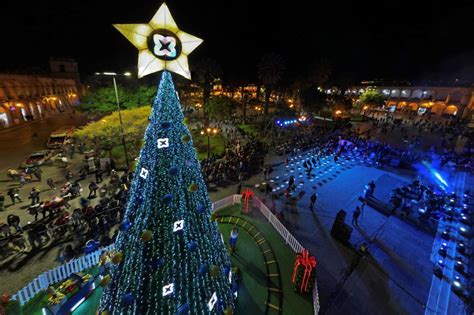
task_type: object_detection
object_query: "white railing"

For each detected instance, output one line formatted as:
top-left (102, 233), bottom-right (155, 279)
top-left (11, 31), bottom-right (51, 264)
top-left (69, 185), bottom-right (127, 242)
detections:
top-left (230, 194), bottom-right (320, 314)
top-left (252, 197), bottom-right (305, 253)
top-left (12, 244), bottom-right (114, 306)
top-left (211, 195), bottom-right (238, 212)
top-left (12, 194), bottom-right (320, 314)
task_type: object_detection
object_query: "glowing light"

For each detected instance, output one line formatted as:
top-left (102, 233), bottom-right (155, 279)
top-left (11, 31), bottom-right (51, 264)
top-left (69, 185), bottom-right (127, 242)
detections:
top-left (452, 280), bottom-right (462, 288)
top-left (113, 3), bottom-right (203, 79)
top-left (335, 110), bottom-right (342, 115)
top-left (208, 292), bottom-right (217, 311)
top-left (363, 105), bottom-right (369, 110)
top-left (139, 168), bottom-right (149, 179)
top-left (173, 220), bottom-right (184, 232)
top-left (157, 138), bottom-right (169, 148)
top-left (162, 283), bottom-right (174, 296)
top-left (71, 297), bottom-right (86, 312)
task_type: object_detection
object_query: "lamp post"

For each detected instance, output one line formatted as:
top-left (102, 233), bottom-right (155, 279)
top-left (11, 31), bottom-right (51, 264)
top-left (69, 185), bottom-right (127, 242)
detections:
top-left (200, 127), bottom-right (218, 158)
top-left (195, 102), bottom-right (202, 117)
top-left (94, 71), bottom-right (132, 170)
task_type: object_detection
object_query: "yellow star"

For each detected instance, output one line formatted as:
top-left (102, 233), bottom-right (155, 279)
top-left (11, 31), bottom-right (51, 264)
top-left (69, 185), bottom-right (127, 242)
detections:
top-left (113, 3), bottom-right (203, 79)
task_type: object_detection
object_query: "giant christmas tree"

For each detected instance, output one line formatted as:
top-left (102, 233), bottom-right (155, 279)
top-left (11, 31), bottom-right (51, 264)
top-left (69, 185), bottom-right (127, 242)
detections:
top-left (99, 3), bottom-right (234, 314)
top-left (99, 71), bottom-right (235, 314)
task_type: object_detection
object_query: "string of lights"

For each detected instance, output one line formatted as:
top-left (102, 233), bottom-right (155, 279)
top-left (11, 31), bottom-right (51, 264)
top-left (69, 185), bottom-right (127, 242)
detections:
top-left (99, 71), bottom-right (234, 314)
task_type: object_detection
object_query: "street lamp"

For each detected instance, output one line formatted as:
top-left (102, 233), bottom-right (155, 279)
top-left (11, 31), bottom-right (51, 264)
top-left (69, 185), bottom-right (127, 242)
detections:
top-left (195, 102), bottom-right (202, 117)
top-left (200, 127), bottom-right (218, 158)
top-left (95, 71), bottom-right (132, 169)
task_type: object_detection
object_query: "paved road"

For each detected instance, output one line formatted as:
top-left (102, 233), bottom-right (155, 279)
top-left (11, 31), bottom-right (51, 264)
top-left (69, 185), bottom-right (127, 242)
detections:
top-left (0, 111), bottom-right (89, 173)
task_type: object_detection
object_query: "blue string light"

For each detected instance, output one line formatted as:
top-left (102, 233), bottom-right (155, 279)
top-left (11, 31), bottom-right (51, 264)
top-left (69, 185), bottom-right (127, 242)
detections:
top-left (99, 71), bottom-right (234, 314)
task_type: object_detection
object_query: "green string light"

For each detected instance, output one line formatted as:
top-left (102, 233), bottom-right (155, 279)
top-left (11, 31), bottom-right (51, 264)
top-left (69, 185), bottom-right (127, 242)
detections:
top-left (99, 71), bottom-right (234, 314)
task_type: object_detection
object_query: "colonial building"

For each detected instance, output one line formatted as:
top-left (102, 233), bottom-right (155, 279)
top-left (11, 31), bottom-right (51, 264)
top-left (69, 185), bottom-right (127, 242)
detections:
top-left (0, 58), bottom-right (82, 129)
top-left (345, 85), bottom-right (474, 120)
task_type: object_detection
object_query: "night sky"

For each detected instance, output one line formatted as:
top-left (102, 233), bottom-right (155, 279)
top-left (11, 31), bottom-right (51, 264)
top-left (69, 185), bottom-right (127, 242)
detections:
top-left (1, 0), bottom-right (473, 85)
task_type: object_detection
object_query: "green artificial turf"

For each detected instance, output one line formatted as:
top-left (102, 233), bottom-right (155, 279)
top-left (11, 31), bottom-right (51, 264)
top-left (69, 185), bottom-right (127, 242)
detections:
top-left (19, 267), bottom-right (101, 315)
top-left (71, 283), bottom-right (104, 315)
top-left (17, 206), bottom-right (313, 315)
top-left (215, 205), bottom-right (313, 315)
top-left (219, 224), bottom-right (267, 315)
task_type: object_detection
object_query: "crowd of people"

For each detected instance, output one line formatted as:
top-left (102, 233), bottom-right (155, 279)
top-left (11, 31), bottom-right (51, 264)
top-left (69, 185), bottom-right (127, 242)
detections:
top-left (0, 158), bottom-right (128, 262)
top-left (201, 133), bottom-right (267, 187)
top-left (389, 177), bottom-right (471, 230)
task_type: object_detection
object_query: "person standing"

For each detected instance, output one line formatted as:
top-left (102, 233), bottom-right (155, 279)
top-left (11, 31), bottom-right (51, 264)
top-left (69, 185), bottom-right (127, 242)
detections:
top-left (29, 187), bottom-right (40, 205)
top-left (7, 214), bottom-right (22, 233)
top-left (288, 175), bottom-right (295, 191)
top-left (7, 188), bottom-right (22, 204)
top-left (236, 182), bottom-right (242, 195)
top-left (47, 177), bottom-right (55, 189)
top-left (95, 169), bottom-right (103, 183)
top-left (368, 180), bottom-right (376, 194)
top-left (352, 206), bottom-right (361, 225)
top-left (88, 181), bottom-right (98, 198)
top-left (0, 192), bottom-right (5, 211)
top-left (309, 192), bottom-right (318, 211)
top-left (229, 227), bottom-right (239, 254)
top-left (33, 167), bottom-right (43, 182)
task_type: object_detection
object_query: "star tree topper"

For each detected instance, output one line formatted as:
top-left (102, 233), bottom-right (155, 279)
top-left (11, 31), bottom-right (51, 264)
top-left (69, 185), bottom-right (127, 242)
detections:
top-left (114, 3), bottom-right (203, 79)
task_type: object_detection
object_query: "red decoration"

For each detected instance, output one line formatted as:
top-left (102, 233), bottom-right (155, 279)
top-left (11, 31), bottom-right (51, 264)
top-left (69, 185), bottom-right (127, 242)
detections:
top-left (1, 293), bottom-right (11, 305)
top-left (241, 189), bottom-right (254, 213)
top-left (291, 249), bottom-right (316, 294)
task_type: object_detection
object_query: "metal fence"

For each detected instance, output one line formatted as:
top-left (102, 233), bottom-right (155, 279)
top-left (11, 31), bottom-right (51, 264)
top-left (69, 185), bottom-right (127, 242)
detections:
top-left (12, 194), bottom-right (320, 314)
top-left (13, 244), bottom-right (114, 306)
top-left (248, 196), bottom-right (320, 314)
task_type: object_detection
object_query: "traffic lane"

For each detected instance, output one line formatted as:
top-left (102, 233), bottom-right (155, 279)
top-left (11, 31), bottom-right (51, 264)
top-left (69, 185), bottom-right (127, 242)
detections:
top-left (0, 112), bottom-right (89, 172)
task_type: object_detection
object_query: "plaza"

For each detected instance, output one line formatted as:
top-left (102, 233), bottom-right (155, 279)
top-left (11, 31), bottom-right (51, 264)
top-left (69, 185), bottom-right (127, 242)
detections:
top-left (0, 1), bottom-right (473, 315)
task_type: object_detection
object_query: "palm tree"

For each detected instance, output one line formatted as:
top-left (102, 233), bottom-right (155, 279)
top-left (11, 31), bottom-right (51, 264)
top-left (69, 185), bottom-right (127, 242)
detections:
top-left (192, 58), bottom-right (222, 118)
top-left (257, 52), bottom-right (286, 118)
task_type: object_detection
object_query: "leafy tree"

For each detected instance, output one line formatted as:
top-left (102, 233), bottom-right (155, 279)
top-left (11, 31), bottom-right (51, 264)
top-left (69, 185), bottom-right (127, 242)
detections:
top-left (75, 106), bottom-right (151, 158)
top-left (99, 71), bottom-right (234, 314)
top-left (359, 90), bottom-right (386, 108)
top-left (193, 58), bottom-right (222, 116)
top-left (274, 100), bottom-right (297, 117)
top-left (328, 94), bottom-right (353, 111)
top-left (78, 85), bottom-right (155, 114)
top-left (206, 96), bottom-right (237, 121)
top-left (257, 52), bottom-right (286, 117)
top-left (300, 89), bottom-right (328, 114)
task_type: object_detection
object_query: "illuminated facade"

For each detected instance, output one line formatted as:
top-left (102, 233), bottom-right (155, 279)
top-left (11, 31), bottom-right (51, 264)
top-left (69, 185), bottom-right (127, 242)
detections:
top-left (346, 85), bottom-right (474, 119)
top-left (211, 82), bottom-right (258, 99)
top-left (0, 74), bottom-right (79, 128)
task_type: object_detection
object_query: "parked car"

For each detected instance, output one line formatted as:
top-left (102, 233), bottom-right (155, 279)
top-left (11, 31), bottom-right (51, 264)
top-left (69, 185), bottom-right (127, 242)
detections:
top-left (20, 150), bottom-right (53, 168)
top-left (47, 126), bottom-right (75, 149)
